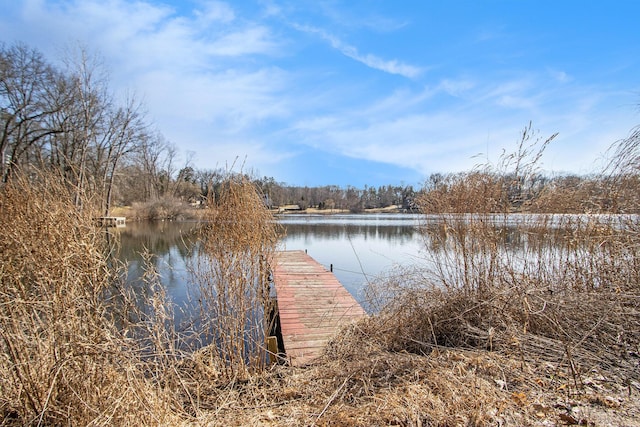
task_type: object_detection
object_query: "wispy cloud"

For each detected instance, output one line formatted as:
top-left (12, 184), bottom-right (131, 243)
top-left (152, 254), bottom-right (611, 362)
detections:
top-left (288, 71), bottom-right (637, 176)
top-left (2, 0), bottom-right (292, 166)
top-left (193, 1), bottom-right (236, 23)
top-left (206, 26), bottom-right (280, 56)
top-left (315, 2), bottom-right (408, 33)
top-left (293, 24), bottom-right (422, 78)
top-left (438, 79), bottom-right (476, 97)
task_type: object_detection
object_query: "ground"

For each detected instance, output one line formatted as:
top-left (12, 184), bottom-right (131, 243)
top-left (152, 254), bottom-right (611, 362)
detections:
top-left (190, 328), bottom-right (640, 426)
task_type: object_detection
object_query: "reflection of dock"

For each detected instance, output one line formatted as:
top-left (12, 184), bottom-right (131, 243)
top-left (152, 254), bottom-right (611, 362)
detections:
top-left (272, 250), bottom-right (366, 366)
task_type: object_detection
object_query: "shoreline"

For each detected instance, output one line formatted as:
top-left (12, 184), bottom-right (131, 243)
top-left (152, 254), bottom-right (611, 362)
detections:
top-left (272, 204), bottom-right (407, 215)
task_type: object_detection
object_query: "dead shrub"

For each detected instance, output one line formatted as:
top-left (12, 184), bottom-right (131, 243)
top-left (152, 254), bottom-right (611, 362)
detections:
top-left (0, 171), bottom-right (286, 425)
top-left (346, 126), bottom-right (640, 424)
top-left (365, 124), bottom-right (640, 391)
top-left (130, 197), bottom-right (194, 220)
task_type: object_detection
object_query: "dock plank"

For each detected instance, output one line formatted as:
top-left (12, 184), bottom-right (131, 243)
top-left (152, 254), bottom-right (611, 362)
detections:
top-left (272, 250), bottom-right (366, 366)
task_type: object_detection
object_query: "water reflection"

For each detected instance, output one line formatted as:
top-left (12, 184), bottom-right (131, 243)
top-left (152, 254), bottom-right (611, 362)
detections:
top-left (282, 222), bottom-right (418, 243)
top-left (116, 215), bottom-right (426, 314)
top-left (117, 221), bottom-right (201, 315)
top-left (278, 214), bottom-right (425, 303)
top-left (115, 214), bottom-right (638, 318)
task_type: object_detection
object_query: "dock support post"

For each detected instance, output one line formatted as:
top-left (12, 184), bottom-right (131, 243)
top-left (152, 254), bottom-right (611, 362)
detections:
top-left (267, 336), bottom-right (279, 365)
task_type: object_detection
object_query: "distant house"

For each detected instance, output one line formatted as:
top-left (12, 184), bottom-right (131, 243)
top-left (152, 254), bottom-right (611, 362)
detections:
top-left (278, 204), bottom-right (302, 213)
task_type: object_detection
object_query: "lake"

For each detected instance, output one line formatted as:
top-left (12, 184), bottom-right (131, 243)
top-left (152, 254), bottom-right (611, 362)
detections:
top-left (117, 214), bottom-right (425, 315)
top-left (116, 212), bottom-right (638, 321)
top-left (277, 214), bottom-right (425, 301)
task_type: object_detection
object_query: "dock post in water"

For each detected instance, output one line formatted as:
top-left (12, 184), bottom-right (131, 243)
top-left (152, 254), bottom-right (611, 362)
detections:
top-left (271, 250), bottom-right (366, 366)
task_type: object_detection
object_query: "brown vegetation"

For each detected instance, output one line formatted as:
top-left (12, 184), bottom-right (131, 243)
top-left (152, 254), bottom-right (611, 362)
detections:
top-left (0, 172), bottom-right (282, 425)
top-left (2, 43), bottom-right (640, 424)
top-left (362, 125), bottom-right (640, 425)
top-left (0, 173), bottom-right (182, 425)
top-left (129, 197), bottom-right (197, 221)
top-left (188, 175), bottom-right (282, 379)
top-left (3, 124), bottom-right (640, 425)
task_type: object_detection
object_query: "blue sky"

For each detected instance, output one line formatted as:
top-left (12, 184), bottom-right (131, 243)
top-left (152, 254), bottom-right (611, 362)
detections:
top-left (2, 0), bottom-right (639, 187)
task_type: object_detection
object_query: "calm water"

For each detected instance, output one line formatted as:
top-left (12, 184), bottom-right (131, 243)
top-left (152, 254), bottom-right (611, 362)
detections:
top-left (116, 213), bottom-right (637, 317)
top-left (278, 214), bottom-right (425, 300)
top-left (116, 214), bottom-right (425, 312)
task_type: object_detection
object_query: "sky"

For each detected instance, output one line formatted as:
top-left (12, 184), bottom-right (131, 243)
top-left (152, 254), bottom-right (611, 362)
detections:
top-left (1, 0), bottom-right (639, 188)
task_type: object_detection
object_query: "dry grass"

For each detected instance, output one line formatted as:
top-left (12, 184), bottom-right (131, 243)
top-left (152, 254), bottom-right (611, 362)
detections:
top-left (2, 124), bottom-right (640, 426)
top-left (163, 315), bottom-right (638, 426)
top-left (0, 172), bottom-right (282, 425)
top-left (356, 213), bottom-right (640, 425)
top-left (0, 173), bottom-right (184, 425)
top-left (130, 197), bottom-right (196, 220)
top-left (359, 129), bottom-right (640, 425)
top-left (188, 175), bottom-right (282, 379)
top-left (187, 159), bottom-right (640, 425)
top-left (367, 215), bottom-right (640, 370)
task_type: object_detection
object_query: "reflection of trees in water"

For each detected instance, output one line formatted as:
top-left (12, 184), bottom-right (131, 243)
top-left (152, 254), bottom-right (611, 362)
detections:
top-left (118, 221), bottom-right (201, 261)
top-left (419, 224), bottom-right (531, 252)
top-left (418, 219), bottom-right (596, 255)
top-left (116, 222), bottom-right (201, 307)
top-left (283, 223), bottom-right (417, 245)
top-left (118, 218), bottom-right (581, 269)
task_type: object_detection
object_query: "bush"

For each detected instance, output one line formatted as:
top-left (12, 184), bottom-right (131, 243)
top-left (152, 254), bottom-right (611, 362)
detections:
top-left (189, 175), bottom-right (282, 379)
top-left (130, 197), bottom-right (194, 220)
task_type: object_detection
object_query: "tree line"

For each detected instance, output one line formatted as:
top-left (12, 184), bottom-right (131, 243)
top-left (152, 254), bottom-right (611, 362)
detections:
top-left (2, 41), bottom-right (638, 216)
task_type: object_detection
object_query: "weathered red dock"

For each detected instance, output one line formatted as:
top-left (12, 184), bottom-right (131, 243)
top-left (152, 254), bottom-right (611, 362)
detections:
top-left (272, 250), bottom-right (366, 366)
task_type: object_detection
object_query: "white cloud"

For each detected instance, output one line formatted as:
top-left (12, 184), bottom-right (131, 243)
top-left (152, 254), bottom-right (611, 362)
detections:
top-left (2, 0), bottom-right (302, 185)
top-left (294, 24), bottom-right (422, 78)
top-left (7, 1), bottom-right (280, 71)
top-left (206, 26), bottom-right (279, 56)
top-left (194, 1), bottom-right (236, 23)
top-left (353, 52), bottom-right (422, 79)
top-left (3, 0), bottom-right (637, 185)
top-left (139, 67), bottom-right (289, 127)
top-left (438, 79), bottom-right (476, 97)
top-left (288, 71), bottom-right (638, 177)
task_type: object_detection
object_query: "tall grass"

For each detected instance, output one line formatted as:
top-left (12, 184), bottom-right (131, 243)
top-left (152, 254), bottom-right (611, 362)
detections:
top-left (366, 126), bottom-right (640, 390)
top-left (189, 175), bottom-right (282, 379)
top-left (0, 173), bottom-right (185, 425)
top-left (2, 123), bottom-right (638, 424)
top-left (0, 171), bottom-right (281, 425)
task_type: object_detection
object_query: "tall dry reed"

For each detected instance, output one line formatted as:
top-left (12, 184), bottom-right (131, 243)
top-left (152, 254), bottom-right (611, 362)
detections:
top-left (0, 173), bottom-right (185, 425)
top-left (0, 170), bottom-right (283, 425)
top-left (188, 175), bottom-right (281, 380)
top-left (366, 125), bottom-right (640, 389)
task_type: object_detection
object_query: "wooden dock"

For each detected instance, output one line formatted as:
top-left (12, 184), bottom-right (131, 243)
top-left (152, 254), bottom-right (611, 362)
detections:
top-left (272, 250), bottom-right (366, 366)
top-left (96, 216), bottom-right (126, 227)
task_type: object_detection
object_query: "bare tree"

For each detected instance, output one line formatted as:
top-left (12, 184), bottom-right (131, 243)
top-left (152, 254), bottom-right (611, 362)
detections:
top-left (97, 95), bottom-right (147, 216)
top-left (0, 43), bottom-right (65, 182)
top-left (1, 42), bottom-right (152, 214)
top-left (131, 133), bottom-right (180, 201)
top-left (60, 46), bottom-right (113, 209)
